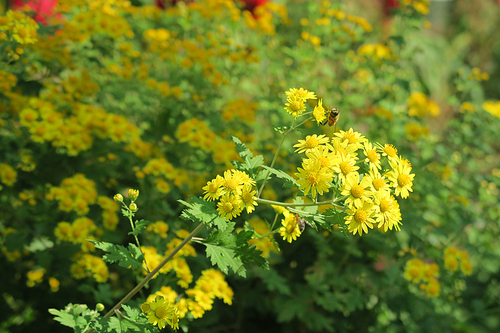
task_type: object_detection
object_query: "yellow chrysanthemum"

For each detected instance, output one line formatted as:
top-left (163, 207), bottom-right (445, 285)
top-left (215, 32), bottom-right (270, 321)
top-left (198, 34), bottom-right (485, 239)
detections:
top-left (332, 152), bottom-right (359, 183)
top-left (372, 191), bottom-right (402, 231)
top-left (333, 128), bottom-right (367, 150)
top-left (387, 160), bottom-right (415, 199)
top-left (305, 145), bottom-right (338, 170)
top-left (340, 172), bottom-right (373, 208)
top-left (294, 134), bottom-right (331, 154)
top-left (285, 87), bottom-right (317, 101)
top-left (313, 99), bottom-right (327, 124)
top-left (363, 141), bottom-right (381, 171)
top-left (284, 94), bottom-right (306, 118)
top-left (344, 199), bottom-right (376, 236)
top-left (241, 184), bottom-right (258, 214)
top-left (295, 160), bottom-right (333, 198)
top-left (217, 193), bottom-right (244, 221)
top-left (278, 210), bottom-right (301, 243)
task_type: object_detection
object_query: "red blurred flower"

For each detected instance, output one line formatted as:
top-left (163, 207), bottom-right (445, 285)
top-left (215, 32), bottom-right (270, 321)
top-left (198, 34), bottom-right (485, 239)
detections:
top-left (383, 0), bottom-right (399, 16)
top-left (11, 0), bottom-right (59, 25)
top-left (241, 0), bottom-right (268, 13)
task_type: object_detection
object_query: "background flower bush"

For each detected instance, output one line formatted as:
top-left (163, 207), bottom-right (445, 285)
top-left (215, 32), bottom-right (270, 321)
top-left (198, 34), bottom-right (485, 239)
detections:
top-left (1, 0), bottom-right (499, 332)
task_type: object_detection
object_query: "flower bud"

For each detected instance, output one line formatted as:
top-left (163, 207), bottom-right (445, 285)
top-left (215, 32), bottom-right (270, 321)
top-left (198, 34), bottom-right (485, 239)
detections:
top-left (96, 303), bottom-right (105, 312)
top-left (128, 189), bottom-right (139, 201)
top-left (113, 193), bottom-right (124, 202)
top-left (129, 202), bottom-right (138, 212)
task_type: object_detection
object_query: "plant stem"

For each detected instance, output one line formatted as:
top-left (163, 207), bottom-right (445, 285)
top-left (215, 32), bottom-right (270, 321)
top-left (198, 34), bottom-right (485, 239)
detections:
top-left (128, 214), bottom-right (150, 272)
top-left (256, 198), bottom-right (344, 209)
top-left (257, 125), bottom-right (293, 198)
top-left (84, 222), bottom-right (205, 333)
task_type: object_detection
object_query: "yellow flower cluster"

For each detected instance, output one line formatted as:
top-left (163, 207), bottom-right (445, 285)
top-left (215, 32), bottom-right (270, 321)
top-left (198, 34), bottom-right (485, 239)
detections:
top-left (248, 2), bottom-right (288, 36)
top-left (0, 163), bottom-right (17, 186)
top-left (97, 196), bottom-right (120, 230)
top-left (221, 99), bottom-right (258, 124)
top-left (54, 217), bottom-right (99, 252)
top-left (144, 269), bottom-right (233, 322)
top-left (407, 91), bottom-right (441, 117)
top-left (403, 258), bottom-right (440, 297)
top-left (467, 67), bottom-right (490, 81)
top-left (202, 169), bottom-right (257, 221)
top-left (176, 118), bottom-right (240, 166)
top-left (247, 217), bottom-right (279, 257)
top-left (70, 253), bottom-right (109, 283)
top-left (357, 44), bottom-right (392, 61)
top-left (46, 174), bottom-right (98, 215)
top-left (26, 268), bottom-right (45, 287)
top-left (0, 10), bottom-right (39, 45)
top-left (293, 130), bottom-right (414, 236)
top-left (404, 122), bottom-right (429, 141)
top-left (0, 70), bottom-right (17, 92)
top-left (284, 87), bottom-right (317, 118)
top-left (141, 233), bottom-right (196, 287)
top-left (277, 208), bottom-right (302, 243)
top-left (443, 247), bottom-right (472, 275)
top-left (401, 0), bottom-right (430, 15)
top-left (62, 0), bottom-right (134, 40)
top-left (483, 101), bottom-right (500, 118)
top-left (146, 221), bottom-right (169, 239)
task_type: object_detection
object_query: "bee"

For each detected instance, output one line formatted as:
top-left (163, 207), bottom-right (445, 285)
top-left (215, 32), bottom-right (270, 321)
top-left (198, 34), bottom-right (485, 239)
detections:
top-left (295, 214), bottom-right (312, 233)
top-left (320, 107), bottom-right (340, 127)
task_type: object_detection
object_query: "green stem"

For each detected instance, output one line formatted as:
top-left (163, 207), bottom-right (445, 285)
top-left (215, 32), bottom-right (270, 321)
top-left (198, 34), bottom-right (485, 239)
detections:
top-left (257, 122), bottom-right (295, 198)
top-left (127, 214), bottom-right (149, 272)
top-left (256, 198), bottom-right (344, 209)
top-left (84, 222), bottom-right (205, 333)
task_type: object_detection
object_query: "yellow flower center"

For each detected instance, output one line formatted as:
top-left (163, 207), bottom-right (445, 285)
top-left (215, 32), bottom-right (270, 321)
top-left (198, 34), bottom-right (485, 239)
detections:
top-left (398, 174), bottom-right (410, 187)
top-left (351, 185), bottom-right (364, 198)
top-left (411, 267), bottom-right (419, 278)
top-left (306, 171), bottom-right (319, 185)
top-left (242, 192), bottom-right (253, 203)
top-left (208, 182), bottom-right (218, 193)
top-left (225, 179), bottom-right (237, 190)
top-left (367, 150), bottom-right (379, 163)
top-left (291, 100), bottom-right (301, 111)
top-left (318, 156), bottom-right (329, 168)
top-left (373, 178), bottom-right (385, 190)
top-left (380, 199), bottom-right (391, 212)
top-left (305, 136), bottom-right (318, 149)
top-left (155, 306), bottom-right (167, 319)
top-left (354, 210), bottom-right (367, 223)
top-left (384, 145), bottom-right (397, 157)
top-left (223, 202), bottom-right (234, 213)
top-left (286, 220), bottom-right (296, 234)
top-left (339, 161), bottom-right (352, 175)
top-left (343, 132), bottom-right (356, 144)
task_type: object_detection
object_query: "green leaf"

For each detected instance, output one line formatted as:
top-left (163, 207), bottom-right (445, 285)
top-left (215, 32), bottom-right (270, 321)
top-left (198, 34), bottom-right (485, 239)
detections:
top-left (231, 136), bottom-right (264, 177)
top-left (260, 165), bottom-right (298, 188)
top-left (179, 195), bottom-right (227, 230)
top-left (258, 269), bottom-right (291, 295)
top-left (89, 241), bottom-right (144, 270)
top-left (235, 229), bottom-right (269, 270)
top-left (128, 219), bottom-right (150, 237)
top-left (48, 309), bottom-right (77, 329)
top-left (204, 242), bottom-right (244, 276)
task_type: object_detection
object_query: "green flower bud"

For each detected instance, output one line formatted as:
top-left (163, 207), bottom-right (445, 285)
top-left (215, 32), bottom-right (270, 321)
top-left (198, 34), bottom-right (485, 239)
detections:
top-left (113, 193), bottom-right (124, 202)
top-left (96, 303), bottom-right (105, 312)
top-left (128, 189), bottom-right (139, 201)
top-left (129, 202), bottom-right (138, 212)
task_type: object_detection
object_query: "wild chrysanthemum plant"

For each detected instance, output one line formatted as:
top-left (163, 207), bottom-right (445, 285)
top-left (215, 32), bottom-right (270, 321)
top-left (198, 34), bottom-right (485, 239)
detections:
top-left (50, 87), bottom-right (414, 332)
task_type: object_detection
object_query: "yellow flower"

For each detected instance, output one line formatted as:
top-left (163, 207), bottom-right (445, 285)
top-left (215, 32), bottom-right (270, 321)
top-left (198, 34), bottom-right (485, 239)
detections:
top-left (332, 153), bottom-right (359, 183)
top-left (313, 99), bottom-right (327, 125)
top-left (295, 160), bottom-right (333, 198)
top-left (387, 160), bottom-right (415, 199)
top-left (333, 128), bottom-right (367, 150)
top-left (305, 145), bottom-right (338, 170)
top-left (285, 87), bottom-right (317, 101)
top-left (278, 210), bottom-right (301, 243)
top-left (217, 193), bottom-right (244, 220)
top-left (294, 134), bottom-right (331, 154)
top-left (372, 191), bottom-right (402, 231)
top-left (363, 141), bottom-right (381, 171)
top-left (241, 184), bottom-right (258, 214)
top-left (284, 94), bottom-right (306, 118)
top-left (340, 172), bottom-right (373, 208)
top-left (344, 199), bottom-right (376, 236)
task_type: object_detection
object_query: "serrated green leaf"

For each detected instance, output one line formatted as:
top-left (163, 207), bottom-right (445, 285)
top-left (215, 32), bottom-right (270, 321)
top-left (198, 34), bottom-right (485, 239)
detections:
top-left (179, 195), bottom-right (227, 230)
top-left (48, 309), bottom-right (77, 329)
top-left (204, 243), bottom-right (245, 276)
top-left (235, 229), bottom-right (269, 270)
top-left (129, 219), bottom-right (150, 237)
top-left (89, 241), bottom-right (144, 270)
top-left (261, 165), bottom-right (298, 188)
top-left (231, 136), bottom-right (264, 177)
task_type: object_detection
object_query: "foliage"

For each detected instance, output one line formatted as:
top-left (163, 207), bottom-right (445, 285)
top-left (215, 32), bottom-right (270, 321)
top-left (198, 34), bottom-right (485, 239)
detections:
top-left (1, 0), bottom-right (500, 332)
